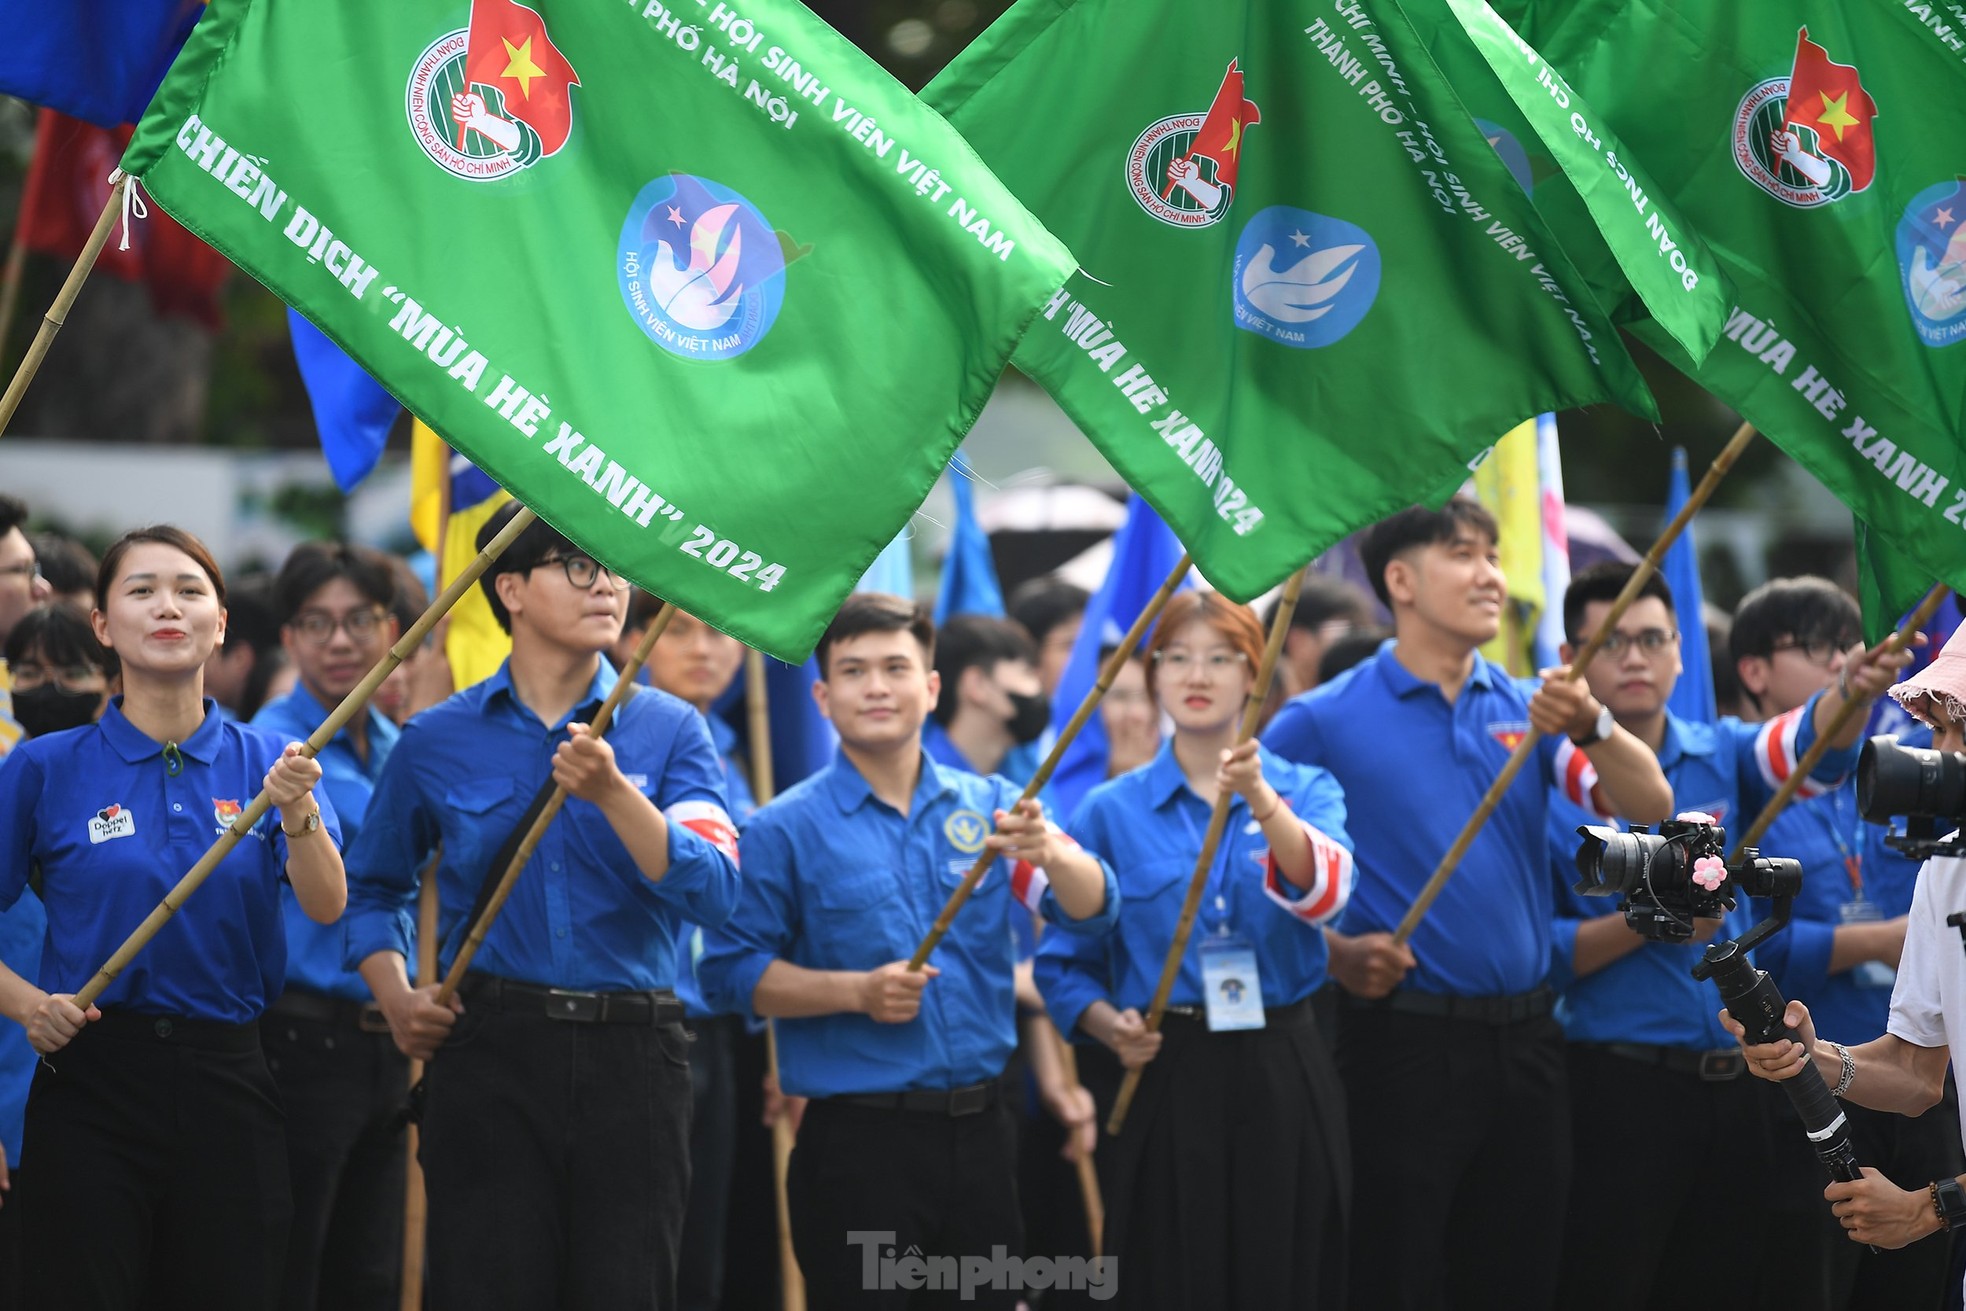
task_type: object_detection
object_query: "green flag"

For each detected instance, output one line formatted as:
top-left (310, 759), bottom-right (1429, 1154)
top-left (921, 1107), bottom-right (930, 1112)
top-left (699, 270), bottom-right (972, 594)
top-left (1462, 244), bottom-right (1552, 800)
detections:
top-left (1497, 2), bottom-right (1966, 640)
top-left (924, 0), bottom-right (1658, 602)
top-left (122, 0), bottom-right (1074, 660)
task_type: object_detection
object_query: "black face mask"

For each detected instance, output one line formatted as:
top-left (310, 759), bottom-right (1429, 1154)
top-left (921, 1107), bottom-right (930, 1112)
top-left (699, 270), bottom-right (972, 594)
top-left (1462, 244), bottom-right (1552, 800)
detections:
top-left (12, 684), bottom-right (101, 739)
top-left (1005, 689), bottom-right (1051, 745)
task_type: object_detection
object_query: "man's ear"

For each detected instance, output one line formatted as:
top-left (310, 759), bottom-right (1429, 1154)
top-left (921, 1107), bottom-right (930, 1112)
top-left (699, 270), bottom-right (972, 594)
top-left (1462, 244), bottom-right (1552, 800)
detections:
top-left (1383, 554), bottom-right (1418, 609)
top-left (494, 571), bottom-right (527, 623)
top-left (1736, 654), bottom-right (1770, 700)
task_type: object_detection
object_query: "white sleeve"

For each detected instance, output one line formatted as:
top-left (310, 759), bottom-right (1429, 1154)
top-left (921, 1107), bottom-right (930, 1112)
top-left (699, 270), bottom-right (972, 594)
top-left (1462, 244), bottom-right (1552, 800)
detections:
top-left (1888, 857), bottom-right (1951, 1050)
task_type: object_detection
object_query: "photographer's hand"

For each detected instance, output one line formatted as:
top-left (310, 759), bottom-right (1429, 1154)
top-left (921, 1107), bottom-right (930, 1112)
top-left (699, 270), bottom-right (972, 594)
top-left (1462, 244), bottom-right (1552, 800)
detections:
top-left (1719, 998), bottom-right (1827, 1083)
top-left (1826, 1169), bottom-right (1945, 1249)
top-left (1325, 928), bottom-right (1414, 999)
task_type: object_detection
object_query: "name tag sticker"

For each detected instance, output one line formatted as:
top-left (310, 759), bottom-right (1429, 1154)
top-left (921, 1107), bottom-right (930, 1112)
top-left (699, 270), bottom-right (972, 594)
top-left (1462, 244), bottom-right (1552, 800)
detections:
top-left (1199, 935), bottom-right (1266, 1031)
top-left (88, 804), bottom-right (136, 845)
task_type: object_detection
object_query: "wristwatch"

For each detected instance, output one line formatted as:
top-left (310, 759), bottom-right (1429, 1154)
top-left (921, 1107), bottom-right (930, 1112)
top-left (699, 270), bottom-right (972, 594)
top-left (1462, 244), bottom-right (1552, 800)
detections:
top-left (1932, 1177), bottom-right (1966, 1231)
top-left (281, 807), bottom-right (322, 839)
top-left (1571, 704), bottom-right (1614, 748)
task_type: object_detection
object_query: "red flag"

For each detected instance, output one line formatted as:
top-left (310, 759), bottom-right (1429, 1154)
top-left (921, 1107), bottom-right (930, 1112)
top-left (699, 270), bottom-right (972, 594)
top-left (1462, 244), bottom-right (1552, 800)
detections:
top-left (1189, 60), bottom-right (1261, 194)
top-left (464, 0), bottom-right (581, 158)
top-left (16, 109), bottom-right (230, 328)
top-left (1784, 27), bottom-right (1877, 192)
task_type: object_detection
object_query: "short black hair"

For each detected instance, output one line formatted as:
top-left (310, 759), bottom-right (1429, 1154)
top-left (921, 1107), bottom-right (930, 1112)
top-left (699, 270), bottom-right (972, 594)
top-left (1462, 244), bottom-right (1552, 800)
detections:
top-left (1316, 629), bottom-right (1387, 684)
top-left (1562, 562), bottom-right (1675, 645)
top-left (3, 603), bottom-right (118, 682)
top-left (273, 541), bottom-right (398, 626)
top-left (932, 614), bottom-right (1037, 725)
top-left (0, 494), bottom-right (27, 541)
top-left (1729, 576), bottom-right (1859, 663)
top-left (30, 532), bottom-right (95, 598)
top-left (627, 588), bottom-right (667, 631)
top-left (1357, 498), bottom-right (1499, 608)
top-left (815, 592), bottom-right (933, 678)
top-left (385, 555), bottom-right (428, 634)
top-left (222, 573), bottom-right (285, 720)
top-left (1007, 576), bottom-right (1089, 647)
top-left (475, 502), bottom-right (584, 634)
top-left (1265, 573), bottom-right (1374, 633)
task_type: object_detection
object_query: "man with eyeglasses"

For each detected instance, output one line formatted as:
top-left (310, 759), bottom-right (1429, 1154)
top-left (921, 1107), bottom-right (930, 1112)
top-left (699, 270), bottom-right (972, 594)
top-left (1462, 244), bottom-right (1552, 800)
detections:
top-left (0, 495), bottom-right (53, 760)
top-left (1543, 563), bottom-right (1908, 1307)
top-left (251, 541), bottom-right (408, 1311)
top-left (343, 503), bottom-right (739, 1310)
top-left (1731, 576), bottom-right (1962, 1308)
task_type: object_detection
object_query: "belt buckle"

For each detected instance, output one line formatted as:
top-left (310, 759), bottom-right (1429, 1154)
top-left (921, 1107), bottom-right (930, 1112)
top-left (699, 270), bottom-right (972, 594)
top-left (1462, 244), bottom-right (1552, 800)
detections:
top-left (545, 989), bottom-right (602, 1022)
top-left (1698, 1049), bottom-right (1744, 1081)
top-left (357, 1005), bottom-right (393, 1035)
top-left (947, 1084), bottom-right (990, 1117)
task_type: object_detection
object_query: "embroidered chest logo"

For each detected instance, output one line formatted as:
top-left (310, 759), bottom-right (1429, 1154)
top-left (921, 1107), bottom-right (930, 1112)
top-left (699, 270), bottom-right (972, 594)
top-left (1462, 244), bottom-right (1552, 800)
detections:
top-left (88, 804), bottom-right (135, 845)
top-left (1488, 721), bottom-right (1530, 751)
top-left (943, 809), bottom-right (990, 855)
top-left (213, 798), bottom-right (265, 841)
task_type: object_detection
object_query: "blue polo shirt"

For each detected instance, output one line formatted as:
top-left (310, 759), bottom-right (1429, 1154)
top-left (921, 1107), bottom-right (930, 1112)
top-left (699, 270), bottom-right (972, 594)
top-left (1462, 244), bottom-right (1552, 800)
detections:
top-left (0, 889), bottom-right (43, 1167)
top-left (697, 750), bottom-right (1120, 1098)
top-left (1036, 741), bottom-right (1353, 1038)
top-left (255, 684), bottom-right (399, 1002)
top-left (675, 709), bottom-right (757, 1019)
top-left (0, 698), bottom-right (343, 1023)
top-left (1262, 642), bottom-right (1611, 997)
top-left (341, 659), bottom-right (739, 992)
top-left (1549, 698), bottom-right (1852, 1049)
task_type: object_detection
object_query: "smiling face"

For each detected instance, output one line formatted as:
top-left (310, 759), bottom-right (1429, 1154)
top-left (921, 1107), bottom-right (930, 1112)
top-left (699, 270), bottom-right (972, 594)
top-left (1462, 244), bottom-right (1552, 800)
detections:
top-left (1386, 527), bottom-right (1505, 648)
top-left (92, 541), bottom-right (227, 681)
top-left (815, 628), bottom-right (939, 753)
top-left (283, 576), bottom-right (397, 707)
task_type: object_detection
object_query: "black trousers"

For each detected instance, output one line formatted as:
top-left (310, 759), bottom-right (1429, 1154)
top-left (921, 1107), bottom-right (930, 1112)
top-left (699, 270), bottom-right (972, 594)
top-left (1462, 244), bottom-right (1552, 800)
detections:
top-left (787, 1096), bottom-right (1024, 1310)
top-left (677, 1013), bottom-right (738, 1311)
top-left (262, 999), bottom-right (410, 1311)
top-left (20, 1011), bottom-right (291, 1311)
top-left (1338, 1002), bottom-right (1570, 1311)
top-left (418, 988), bottom-right (695, 1311)
top-left (1555, 1046), bottom-right (1778, 1308)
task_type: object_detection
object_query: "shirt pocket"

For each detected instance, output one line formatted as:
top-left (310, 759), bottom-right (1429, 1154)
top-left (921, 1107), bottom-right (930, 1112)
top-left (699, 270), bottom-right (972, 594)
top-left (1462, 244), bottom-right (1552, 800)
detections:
top-left (1117, 857), bottom-right (1195, 965)
top-left (441, 779), bottom-right (522, 885)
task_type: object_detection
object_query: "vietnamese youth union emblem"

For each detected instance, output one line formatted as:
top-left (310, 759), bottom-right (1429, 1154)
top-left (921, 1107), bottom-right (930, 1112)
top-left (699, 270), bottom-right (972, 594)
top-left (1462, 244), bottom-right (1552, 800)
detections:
top-left (1732, 27), bottom-right (1876, 210)
top-left (1127, 59), bottom-right (1261, 229)
top-left (618, 174), bottom-right (787, 362)
top-left (406, 1), bottom-right (582, 182)
top-left (1230, 206), bottom-right (1379, 350)
top-left (1898, 178), bottom-right (1966, 348)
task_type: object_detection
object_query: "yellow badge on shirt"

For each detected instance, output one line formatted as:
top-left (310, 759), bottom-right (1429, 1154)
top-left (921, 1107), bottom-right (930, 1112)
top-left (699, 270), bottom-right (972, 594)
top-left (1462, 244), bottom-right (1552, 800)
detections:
top-left (943, 809), bottom-right (989, 854)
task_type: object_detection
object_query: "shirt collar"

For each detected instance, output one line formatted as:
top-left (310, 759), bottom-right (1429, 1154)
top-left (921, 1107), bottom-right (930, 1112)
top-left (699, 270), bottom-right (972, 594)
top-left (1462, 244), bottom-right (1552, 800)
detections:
top-left (1657, 709), bottom-right (1714, 768)
top-left (284, 681), bottom-right (399, 754)
top-left (705, 709), bottom-right (738, 756)
top-left (97, 695), bottom-right (227, 764)
top-left (481, 657), bottom-right (617, 729)
top-left (826, 746), bottom-right (956, 815)
top-left (1375, 640), bottom-right (1497, 700)
top-left (1143, 738), bottom-right (1191, 809)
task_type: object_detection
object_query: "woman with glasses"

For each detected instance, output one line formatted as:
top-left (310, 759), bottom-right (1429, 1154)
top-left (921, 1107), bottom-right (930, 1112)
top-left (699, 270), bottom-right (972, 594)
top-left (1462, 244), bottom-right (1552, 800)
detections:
top-left (1035, 590), bottom-right (1356, 1309)
top-left (0, 524), bottom-right (345, 1308)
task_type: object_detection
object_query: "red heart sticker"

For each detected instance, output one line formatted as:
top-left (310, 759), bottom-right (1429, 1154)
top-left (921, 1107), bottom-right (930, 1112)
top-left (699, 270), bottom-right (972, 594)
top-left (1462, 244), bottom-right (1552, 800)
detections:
top-left (103, 805), bottom-right (120, 819)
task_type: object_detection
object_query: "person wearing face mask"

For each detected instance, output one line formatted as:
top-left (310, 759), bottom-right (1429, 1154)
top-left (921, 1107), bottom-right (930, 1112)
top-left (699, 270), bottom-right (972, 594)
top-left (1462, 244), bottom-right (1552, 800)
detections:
top-left (927, 614), bottom-right (1052, 790)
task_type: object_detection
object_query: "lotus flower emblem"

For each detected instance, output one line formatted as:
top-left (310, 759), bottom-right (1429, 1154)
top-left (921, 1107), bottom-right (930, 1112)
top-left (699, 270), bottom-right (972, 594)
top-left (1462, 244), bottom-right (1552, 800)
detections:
top-left (1909, 226), bottom-right (1966, 325)
top-left (1239, 242), bottom-right (1365, 323)
top-left (650, 203), bottom-right (746, 332)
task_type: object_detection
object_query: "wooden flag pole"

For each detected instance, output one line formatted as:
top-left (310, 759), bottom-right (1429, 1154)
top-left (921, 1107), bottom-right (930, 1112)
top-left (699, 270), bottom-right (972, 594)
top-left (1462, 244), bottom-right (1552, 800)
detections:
top-left (1391, 421), bottom-right (1760, 947)
top-left (1106, 564), bottom-right (1306, 1136)
top-left (1727, 581), bottom-right (1950, 862)
top-left (0, 177), bottom-right (123, 438)
top-left (1057, 1035), bottom-right (1105, 1254)
top-left (399, 850), bottom-right (442, 1311)
top-left (433, 601), bottom-right (677, 1005)
top-left (745, 648), bottom-right (808, 1311)
top-left (73, 504), bottom-right (541, 1009)
top-left (906, 554), bottom-right (1192, 971)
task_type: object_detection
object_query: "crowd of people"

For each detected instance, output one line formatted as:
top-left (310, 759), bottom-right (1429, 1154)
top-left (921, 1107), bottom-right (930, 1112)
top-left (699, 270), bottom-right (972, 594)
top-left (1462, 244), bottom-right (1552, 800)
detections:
top-left (0, 486), bottom-right (1962, 1310)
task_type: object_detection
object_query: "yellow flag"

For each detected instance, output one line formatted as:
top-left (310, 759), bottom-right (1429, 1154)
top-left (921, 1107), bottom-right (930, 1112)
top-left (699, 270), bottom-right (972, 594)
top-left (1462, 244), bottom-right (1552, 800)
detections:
top-left (410, 420), bottom-right (511, 690)
top-left (1473, 419), bottom-right (1544, 676)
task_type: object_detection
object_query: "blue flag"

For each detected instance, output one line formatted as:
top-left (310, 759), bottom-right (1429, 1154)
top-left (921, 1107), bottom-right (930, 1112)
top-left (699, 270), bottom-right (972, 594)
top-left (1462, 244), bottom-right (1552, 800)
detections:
top-left (1663, 447), bottom-right (1715, 725)
top-left (0, 1), bottom-right (202, 129)
top-left (710, 656), bottom-right (838, 796)
top-left (933, 467), bottom-right (1005, 625)
top-left (290, 309), bottom-right (401, 492)
top-left (1047, 495), bottom-right (1190, 822)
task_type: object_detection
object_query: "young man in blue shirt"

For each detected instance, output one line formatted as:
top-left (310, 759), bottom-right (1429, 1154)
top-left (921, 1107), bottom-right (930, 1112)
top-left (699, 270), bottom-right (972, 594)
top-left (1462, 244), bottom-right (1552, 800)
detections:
top-left (1262, 499), bottom-right (1674, 1311)
top-left (926, 613), bottom-right (1051, 790)
top-left (342, 504), bottom-right (740, 1311)
top-left (254, 542), bottom-right (406, 1311)
top-left (1545, 563), bottom-right (1905, 1306)
top-left (698, 593), bottom-right (1119, 1311)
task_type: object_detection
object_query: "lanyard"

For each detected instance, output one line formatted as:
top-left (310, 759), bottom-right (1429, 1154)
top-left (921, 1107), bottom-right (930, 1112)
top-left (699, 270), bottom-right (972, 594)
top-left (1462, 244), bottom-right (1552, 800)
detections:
top-left (1176, 794), bottom-right (1238, 936)
top-left (1812, 787), bottom-right (1865, 899)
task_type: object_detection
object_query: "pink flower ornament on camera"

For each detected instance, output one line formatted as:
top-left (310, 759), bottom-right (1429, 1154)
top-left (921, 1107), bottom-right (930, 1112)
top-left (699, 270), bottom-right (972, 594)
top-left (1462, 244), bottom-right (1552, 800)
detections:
top-left (1691, 855), bottom-right (1728, 892)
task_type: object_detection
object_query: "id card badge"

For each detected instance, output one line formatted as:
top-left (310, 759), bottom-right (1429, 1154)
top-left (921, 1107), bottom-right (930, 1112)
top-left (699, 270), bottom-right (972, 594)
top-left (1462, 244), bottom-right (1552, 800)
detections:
top-left (1839, 899), bottom-right (1898, 989)
top-left (1199, 932), bottom-right (1267, 1031)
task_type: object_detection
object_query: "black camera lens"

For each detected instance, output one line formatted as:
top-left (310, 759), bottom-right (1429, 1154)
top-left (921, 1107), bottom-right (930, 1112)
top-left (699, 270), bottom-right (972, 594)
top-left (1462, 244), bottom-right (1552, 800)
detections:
top-left (1574, 825), bottom-right (1660, 896)
top-left (1858, 735), bottom-right (1966, 823)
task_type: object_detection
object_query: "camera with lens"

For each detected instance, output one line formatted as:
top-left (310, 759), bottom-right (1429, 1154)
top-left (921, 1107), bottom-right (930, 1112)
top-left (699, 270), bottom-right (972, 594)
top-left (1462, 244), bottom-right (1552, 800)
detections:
top-left (1858, 735), bottom-right (1966, 859)
top-left (1573, 814), bottom-right (1804, 942)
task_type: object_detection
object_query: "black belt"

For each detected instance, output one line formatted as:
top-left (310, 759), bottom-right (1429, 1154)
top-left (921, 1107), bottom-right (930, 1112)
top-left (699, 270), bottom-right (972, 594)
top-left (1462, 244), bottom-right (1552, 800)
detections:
top-left (1583, 1041), bottom-right (1746, 1082)
top-left (267, 988), bottom-right (393, 1035)
top-left (1347, 986), bottom-right (1554, 1025)
top-left (1161, 996), bottom-right (1319, 1028)
top-left (462, 974), bottom-right (685, 1026)
top-left (826, 1081), bottom-right (1000, 1118)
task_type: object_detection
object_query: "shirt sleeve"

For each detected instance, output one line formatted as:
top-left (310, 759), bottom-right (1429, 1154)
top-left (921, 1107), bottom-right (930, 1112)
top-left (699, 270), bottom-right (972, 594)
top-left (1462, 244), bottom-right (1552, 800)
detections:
top-left (1546, 737), bottom-right (1611, 818)
top-left (1259, 767), bottom-right (1353, 927)
top-left (1012, 779), bottom-right (1120, 938)
top-left (1259, 696), bottom-right (1326, 766)
top-left (1736, 694), bottom-right (1853, 808)
top-left (340, 728), bottom-right (436, 971)
top-left (0, 750), bottom-right (43, 913)
top-left (697, 810), bottom-right (799, 1017)
top-left (1035, 792), bottom-right (1118, 1040)
top-left (645, 708), bottom-right (742, 930)
top-left (1888, 859), bottom-right (1949, 1050)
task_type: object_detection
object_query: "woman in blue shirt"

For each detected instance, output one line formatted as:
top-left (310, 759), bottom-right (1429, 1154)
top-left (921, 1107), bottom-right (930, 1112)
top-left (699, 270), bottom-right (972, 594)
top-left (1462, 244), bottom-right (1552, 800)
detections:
top-left (0, 526), bottom-right (345, 1310)
top-left (1036, 591), bottom-right (1356, 1309)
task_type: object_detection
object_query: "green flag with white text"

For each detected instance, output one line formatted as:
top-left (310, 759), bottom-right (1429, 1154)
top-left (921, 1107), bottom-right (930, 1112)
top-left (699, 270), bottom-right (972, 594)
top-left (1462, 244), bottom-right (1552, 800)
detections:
top-left (122, 0), bottom-right (1075, 660)
top-left (1498, 0), bottom-right (1966, 639)
top-left (925, 0), bottom-right (1659, 602)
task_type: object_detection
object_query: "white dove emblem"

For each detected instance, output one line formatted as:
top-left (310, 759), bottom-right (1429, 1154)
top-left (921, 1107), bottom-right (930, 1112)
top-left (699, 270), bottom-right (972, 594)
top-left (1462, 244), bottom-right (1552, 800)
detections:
top-left (649, 203), bottom-right (746, 332)
top-left (1239, 242), bottom-right (1365, 323)
top-left (1909, 225), bottom-right (1966, 325)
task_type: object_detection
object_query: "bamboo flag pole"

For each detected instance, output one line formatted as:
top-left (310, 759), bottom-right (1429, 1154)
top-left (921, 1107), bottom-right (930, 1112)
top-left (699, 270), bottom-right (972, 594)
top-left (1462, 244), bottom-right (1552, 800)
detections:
top-left (1106, 564), bottom-right (1306, 1136)
top-left (399, 849), bottom-right (442, 1311)
top-left (1727, 581), bottom-right (1949, 862)
top-left (1057, 1036), bottom-right (1105, 1254)
top-left (1391, 420), bottom-right (1761, 947)
top-left (906, 554), bottom-right (1193, 970)
top-left (73, 504), bottom-right (541, 1009)
top-left (0, 178), bottom-right (123, 438)
top-left (745, 649), bottom-right (808, 1311)
top-left (433, 601), bottom-right (677, 1005)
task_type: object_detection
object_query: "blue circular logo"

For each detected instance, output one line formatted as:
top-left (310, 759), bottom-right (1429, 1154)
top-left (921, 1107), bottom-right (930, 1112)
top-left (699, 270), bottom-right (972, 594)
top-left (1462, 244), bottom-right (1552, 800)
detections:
top-left (1897, 178), bottom-right (1966, 349)
top-left (1231, 206), bottom-right (1379, 350)
top-left (1475, 119), bottom-right (1533, 197)
top-left (618, 174), bottom-right (786, 361)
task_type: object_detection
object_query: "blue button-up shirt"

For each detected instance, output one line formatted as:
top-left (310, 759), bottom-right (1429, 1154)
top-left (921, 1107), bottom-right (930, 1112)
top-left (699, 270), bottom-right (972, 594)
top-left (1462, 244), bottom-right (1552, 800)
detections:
top-left (0, 698), bottom-right (343, 1022)
top-left (922, 717), bottom-right (1046, 794)
top-left (676, 710), bottom-right (758, 1019)
top-left (1036, 741), bottom-right (1353, 1037)
top-left (1550, 698), bottom-right (1853, 1049)
top-left (1262, 642), bottom-right (1610, 997)
top-left (255, 684), bottom-right (399, 1002)
top-left (342, 660), bottom-right (738, 992)
top-left (697, 750), bottom-right (1120, 1098)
